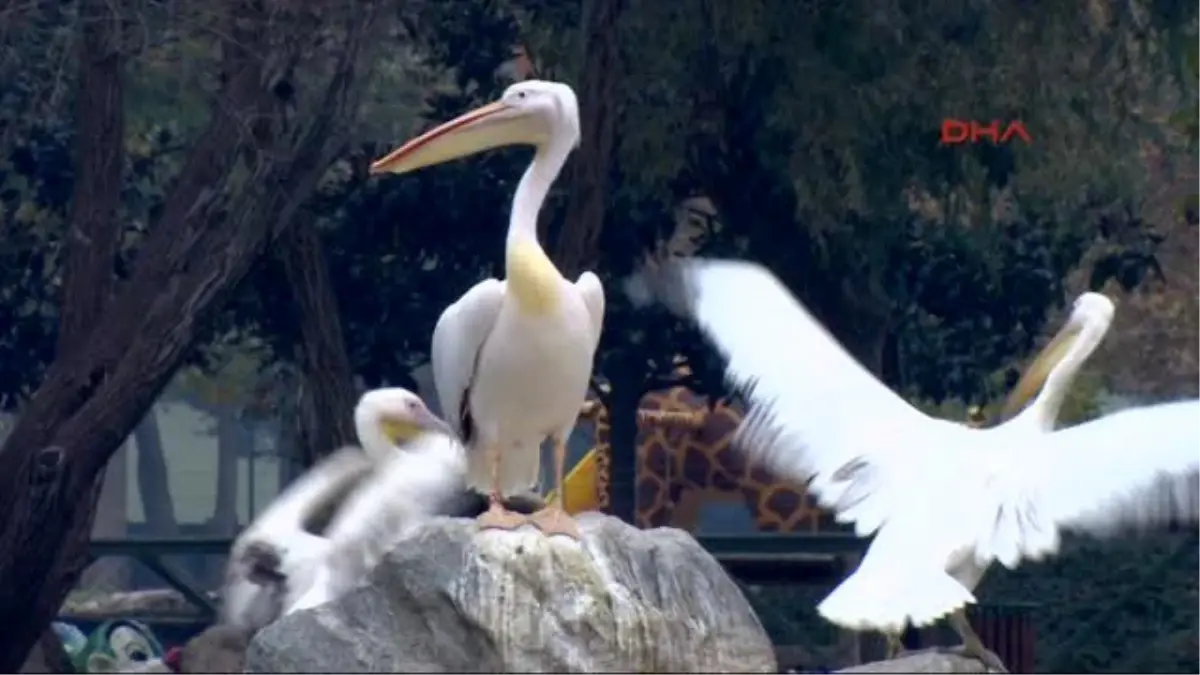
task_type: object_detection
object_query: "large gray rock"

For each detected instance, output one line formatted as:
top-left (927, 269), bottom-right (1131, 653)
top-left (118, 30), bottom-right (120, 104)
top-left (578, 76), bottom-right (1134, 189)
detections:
top-left (838, 649), bottom-right (1001, 673)
top-left (246, 513), bottom-right (775, 673)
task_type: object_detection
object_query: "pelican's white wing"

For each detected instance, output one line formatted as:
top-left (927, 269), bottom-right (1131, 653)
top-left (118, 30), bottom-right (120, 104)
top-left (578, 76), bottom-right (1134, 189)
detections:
top-left (980, 399), bottom-right (1200, 568)
top-left (222, 447), bottom-right (373, 630)
top-left (633, 259), bottom-right (945, 528)
top-left (286, 434), bottom-right (468, 614)
top-left (576, 271), bottom-right (606, 351)
top-left (431, 279), bottom-right (506, 440)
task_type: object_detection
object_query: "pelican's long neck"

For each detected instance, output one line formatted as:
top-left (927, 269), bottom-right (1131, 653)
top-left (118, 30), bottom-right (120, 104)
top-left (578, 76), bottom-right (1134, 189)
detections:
top-left (1016, 323), bottom-right (1106, 431)
top-left (505, 131), bottom-right (574, 314)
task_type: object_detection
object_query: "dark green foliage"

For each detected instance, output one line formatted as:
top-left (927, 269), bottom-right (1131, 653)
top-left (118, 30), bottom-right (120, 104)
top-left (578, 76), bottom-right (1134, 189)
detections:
top-left (229, 0), bottom-right (528, 387)
top-left (0, 120), bottom-right (182, 403)
top-left (666, 24), bottom-right (1166, 404)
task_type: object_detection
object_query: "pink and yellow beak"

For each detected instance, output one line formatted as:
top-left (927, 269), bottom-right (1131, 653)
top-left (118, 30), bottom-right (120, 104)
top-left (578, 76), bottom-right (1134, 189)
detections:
top-left (370, 100), bottom-right (546, 176)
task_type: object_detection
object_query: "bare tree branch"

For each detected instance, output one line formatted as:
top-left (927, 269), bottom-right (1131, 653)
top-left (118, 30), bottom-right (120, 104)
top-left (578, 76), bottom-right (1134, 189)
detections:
top-left (58, 0), bottom-right (124, 354)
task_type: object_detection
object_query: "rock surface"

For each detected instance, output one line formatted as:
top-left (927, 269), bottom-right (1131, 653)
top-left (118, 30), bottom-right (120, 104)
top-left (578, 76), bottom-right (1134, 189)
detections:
top-left (246, 513), bottom-right (776, 673)
top-left (177, 625), bottom-right (251, 673)
top-left (836, 649), bottom-right (1000, 673)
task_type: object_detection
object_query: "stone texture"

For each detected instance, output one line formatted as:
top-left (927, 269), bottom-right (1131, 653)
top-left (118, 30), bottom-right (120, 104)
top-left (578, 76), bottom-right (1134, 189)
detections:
top-left (177, 625), bottom-right (250, 673)
top-left (247, 513), bottom-right (775, 673)
top-left (837, 649), bottom-right (1000, 673)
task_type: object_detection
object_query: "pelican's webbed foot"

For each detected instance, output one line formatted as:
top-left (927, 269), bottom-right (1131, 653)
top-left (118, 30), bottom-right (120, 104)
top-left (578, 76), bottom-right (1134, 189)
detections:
top-left (476, 498), bottom-right (529, 532)
top-left (530, 506), bottom-right (582, 540)
top-left (944, 608), bottom-right (1009, 673)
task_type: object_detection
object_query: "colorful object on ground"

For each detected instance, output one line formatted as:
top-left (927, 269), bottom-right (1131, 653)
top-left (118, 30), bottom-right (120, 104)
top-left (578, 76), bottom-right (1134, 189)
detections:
top-left (545, 444), bottom-right (601, 515)
top-left (53, 619), bottom-right (166, 673)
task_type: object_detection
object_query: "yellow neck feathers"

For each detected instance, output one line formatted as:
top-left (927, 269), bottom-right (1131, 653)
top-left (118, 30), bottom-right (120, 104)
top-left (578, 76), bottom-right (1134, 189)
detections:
top-left (379, 418), bottom-right (421, 445)
top-left (506, 240), bottom-right (561, 315)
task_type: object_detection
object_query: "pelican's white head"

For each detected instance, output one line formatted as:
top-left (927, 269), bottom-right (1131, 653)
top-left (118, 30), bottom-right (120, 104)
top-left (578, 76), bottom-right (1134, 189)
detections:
top-left (369, 80), bottom-right (581, 176)
top-left (1000, 292), bottom-right (1115, 422)
top-left (353, 388), bottom-right (453, 459)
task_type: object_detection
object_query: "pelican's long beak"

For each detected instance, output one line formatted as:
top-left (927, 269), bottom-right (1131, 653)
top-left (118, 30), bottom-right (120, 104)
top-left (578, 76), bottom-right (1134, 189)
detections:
top-left (417, 408), bottom-right (455, 439)
top-left (370, 101), bottom-right (545, 176)
top-left (999, 318), bottom-right (1084, 420)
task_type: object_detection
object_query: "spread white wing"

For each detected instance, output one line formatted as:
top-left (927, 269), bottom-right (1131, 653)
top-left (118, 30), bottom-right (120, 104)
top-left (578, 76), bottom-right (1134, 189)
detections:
top-left (636, 257), bottom-right (1200, 559)
top-left (632, 258), bottom-right (947, 515)
top-left (430, 279), bottom-right (506, 441)
top-left (982, 399), bottom-right (1200, 565)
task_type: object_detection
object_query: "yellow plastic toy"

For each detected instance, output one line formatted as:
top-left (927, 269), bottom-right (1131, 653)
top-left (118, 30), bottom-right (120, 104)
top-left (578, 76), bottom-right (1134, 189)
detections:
top-left (545, 447), bottom-right (603, 515)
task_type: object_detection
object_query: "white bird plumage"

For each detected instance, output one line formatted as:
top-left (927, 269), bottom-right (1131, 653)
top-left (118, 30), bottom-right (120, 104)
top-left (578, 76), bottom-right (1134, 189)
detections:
top-left (371, 80), bottom-right (604, 539)
top-left (220, 388), bottom-right (465, 633)
top-left (633, 257), bottom-right (1199, 668)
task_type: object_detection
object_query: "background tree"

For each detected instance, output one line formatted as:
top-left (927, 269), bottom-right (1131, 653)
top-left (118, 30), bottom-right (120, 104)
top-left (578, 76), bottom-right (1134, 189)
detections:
top-left (0, 0), bottom-right (385, 664)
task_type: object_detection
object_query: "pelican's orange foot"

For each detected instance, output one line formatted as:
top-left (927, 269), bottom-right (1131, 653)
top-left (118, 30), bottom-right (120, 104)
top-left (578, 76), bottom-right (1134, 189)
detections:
top-left (476, 502), bottom-right (528, 531)
top-left (530, 506), bottom-right (583, 540)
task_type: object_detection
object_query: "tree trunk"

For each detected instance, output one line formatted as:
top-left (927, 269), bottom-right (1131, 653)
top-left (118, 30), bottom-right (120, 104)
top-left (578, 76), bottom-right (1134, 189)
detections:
top-left (553, 0), bottom-right (625, 277)
top-left (133, 408), bottom-right (178, 535)
top-left (23, 0), bottom-right (125, 663)
top-left (0, 3), bottom-right (381, 666)
top-left (604, 359), bottom-right (642, 524)
top-left (57, 0), bottom-right (123, 355)
top-left (275, 213), bottom-right (358, 467)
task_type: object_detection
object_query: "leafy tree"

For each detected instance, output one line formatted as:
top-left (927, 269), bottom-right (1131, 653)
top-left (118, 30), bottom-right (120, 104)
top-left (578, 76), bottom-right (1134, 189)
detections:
top-left (0, 0), bottom-right (386, 664)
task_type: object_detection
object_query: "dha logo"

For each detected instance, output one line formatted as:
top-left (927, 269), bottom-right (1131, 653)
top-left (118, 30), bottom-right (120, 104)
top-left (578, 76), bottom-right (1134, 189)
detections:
top-left (940, 119), bottom-right (1031, 145)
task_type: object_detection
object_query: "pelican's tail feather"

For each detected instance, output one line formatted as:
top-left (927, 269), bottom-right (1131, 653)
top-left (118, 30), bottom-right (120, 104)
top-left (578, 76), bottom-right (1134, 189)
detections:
top-left (817, 564), bottom-right (975, 632)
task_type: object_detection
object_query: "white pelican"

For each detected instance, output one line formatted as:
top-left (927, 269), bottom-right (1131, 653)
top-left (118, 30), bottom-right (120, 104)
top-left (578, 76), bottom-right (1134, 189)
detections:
top-left (221, 388), bottom-right (465, 632)
top-left (630, 258), bottom-right (1199, 670)
top-left (842, 291), bottom-right (1117, 657)
top-left (369, 80), bottom-right (605, 540)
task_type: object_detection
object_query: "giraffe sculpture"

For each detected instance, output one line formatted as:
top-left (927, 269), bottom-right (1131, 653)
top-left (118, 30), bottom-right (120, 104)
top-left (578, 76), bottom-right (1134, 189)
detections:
top-left (556, 382), bottom-right (832, 532)
top-left (553, 393), bottom-right (998, 531)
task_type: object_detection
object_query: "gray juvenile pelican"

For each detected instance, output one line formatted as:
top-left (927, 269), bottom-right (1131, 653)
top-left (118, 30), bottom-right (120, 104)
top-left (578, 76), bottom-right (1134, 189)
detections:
top-left (632, 258), bottom-right (1199, 672)
top-left (221, 388), bottom-right (464, 633)
top-left (369, 81), bottom-right (605, 540)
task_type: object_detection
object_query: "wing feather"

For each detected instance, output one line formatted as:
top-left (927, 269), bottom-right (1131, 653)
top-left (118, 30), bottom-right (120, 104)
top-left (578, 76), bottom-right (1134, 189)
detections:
top-left (576, 271), bottom-right (606, 352)
top-left (633, 259), bottom-right (939, 517)
top-left (431, 279), bottom-right (506, 441)
top-left (289, 435), bottom-right (468, 613)
top-left (236, 447), bottom-right (373, 542)
top-left (982, 399), bottom-right (1200, 568)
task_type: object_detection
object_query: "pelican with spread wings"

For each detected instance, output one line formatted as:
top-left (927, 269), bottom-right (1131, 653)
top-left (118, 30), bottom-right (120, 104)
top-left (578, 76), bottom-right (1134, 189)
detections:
top-left (369, 81), bottom-right (604, 540)
top-left (632, 258), bottom-right (1199, 671)
top-left (221, 388), bottom-right (465, 632)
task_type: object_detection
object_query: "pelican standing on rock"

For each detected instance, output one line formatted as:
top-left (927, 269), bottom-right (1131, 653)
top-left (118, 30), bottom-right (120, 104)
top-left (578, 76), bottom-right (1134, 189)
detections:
top-left (221, 388), bottom-right (465, 632)
top-left (369, 81), bottom-right (604, 540)
top-left (631, 258), bottom-right (1199, 671)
